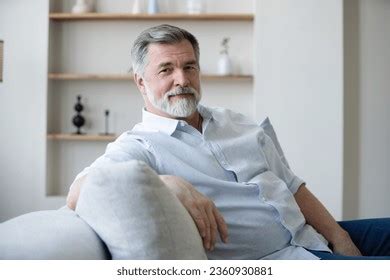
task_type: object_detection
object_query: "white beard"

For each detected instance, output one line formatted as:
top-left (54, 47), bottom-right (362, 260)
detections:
top-left (145, 85), bottom-right (201, 118)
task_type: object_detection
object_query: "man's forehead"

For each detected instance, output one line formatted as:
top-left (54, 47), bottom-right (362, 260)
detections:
top-left (147, 41), bottom-right (196, 58)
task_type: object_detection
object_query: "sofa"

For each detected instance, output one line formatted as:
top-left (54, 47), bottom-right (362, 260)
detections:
top-left (0, 118), bottom-right (283, 260)
top-left (0, 207), bottom-right (111, 259)
top-left (0, 161), bottom-right (207, 260)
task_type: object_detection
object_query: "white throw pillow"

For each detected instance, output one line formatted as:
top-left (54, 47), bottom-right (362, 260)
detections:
top-left (75, 160), bottom-right (207, 259)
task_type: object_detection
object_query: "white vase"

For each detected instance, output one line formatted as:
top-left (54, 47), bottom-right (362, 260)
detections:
top-left (187, 0), bottom-right (204, 14)
top-left (218, 53), bottom-right (232, 76)
top-left (72, 0), bottom-right (94, 14)
top-left (148, 0), bottom-right (159, 14)
top-left (132, 0), bottom-right (143, 14)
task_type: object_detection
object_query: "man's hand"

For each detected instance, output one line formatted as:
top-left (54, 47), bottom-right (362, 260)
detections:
top-left (159, 175), bottom-right (229, 251)
top-left (66, 175), bottom-right (87, 210)
top-left (294, 184), bottom-right (362, 256)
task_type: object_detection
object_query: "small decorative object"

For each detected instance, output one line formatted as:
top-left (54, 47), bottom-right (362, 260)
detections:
top-left (132, 0), bottom-right (144, 14)
top-left (0, 40), bottom-right (3, 82)
top-left (218, 37), bottom-right (232, 75)
top-left (72, 95), bottom-right (86, 134)
top-left (187, 0), bottom-right (205, 14)
top-left (71, 0), bottom-right (94, 14)
top-left (147, 0), bottom-right (159, 14)
top-left (100, 109), bottom-right (114, 135)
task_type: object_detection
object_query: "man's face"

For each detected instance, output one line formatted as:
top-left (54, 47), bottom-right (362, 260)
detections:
top-left (135, 40), bottom-right (201, 119)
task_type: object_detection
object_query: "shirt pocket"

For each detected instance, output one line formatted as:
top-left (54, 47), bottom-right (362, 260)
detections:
top-left (217, 127), bottom-right (269, 182)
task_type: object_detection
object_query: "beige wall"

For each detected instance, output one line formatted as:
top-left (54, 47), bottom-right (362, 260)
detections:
top-left (0, 0), bottom-right (63, 222)
top-left (255, 0), bottom-right (344, 219)
top-left (344, 0), bottom-right (390, 219)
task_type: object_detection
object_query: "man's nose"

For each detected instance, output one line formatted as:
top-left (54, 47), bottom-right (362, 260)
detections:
top-left (174, 69), bottom-right (190, 87)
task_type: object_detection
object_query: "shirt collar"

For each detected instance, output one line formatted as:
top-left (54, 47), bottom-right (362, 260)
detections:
top-left (141, 108), bottom-right (179, 135)
top-left (139, 104), bottom-right (213, 136)
top-left (197, 104), bottom-right (212, 121)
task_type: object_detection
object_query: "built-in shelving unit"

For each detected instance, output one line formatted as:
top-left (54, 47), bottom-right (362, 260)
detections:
top-left (47, 133), bottom-right (117, 141)
top-left (46, 0), bottom-right (254, 196)
top-left (48, 73), bottom-right (253, 81)
top-left (49, 13), bottom-right (254, 21)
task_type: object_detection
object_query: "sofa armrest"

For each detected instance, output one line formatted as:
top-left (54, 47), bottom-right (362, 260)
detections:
top-left (76, 161), bottom-right (207, 259)
top-left (0, 207), bottom-right (110, 260)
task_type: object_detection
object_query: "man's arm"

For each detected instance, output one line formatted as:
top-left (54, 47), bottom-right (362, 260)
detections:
top-left (67, 136), bottom-right (158, 210)
top-left (294, 184), bottom-right (362, 256)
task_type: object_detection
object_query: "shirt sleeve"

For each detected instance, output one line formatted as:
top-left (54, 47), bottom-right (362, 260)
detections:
top-left (71, 132), bottom-right (156, 187)
top-left (262, 134), bottom-right (305, 194)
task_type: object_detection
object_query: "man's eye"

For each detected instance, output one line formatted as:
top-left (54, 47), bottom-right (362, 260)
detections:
top-left (185, 65), bottom-right (197, 71)
top-left (159, 68), bottom-right (173, 74)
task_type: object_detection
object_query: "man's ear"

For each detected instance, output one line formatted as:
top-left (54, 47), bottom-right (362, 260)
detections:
top-left (134, 73), bottom-right (146, 95)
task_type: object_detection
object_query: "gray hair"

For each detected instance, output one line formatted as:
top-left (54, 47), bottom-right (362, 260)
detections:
top-left (131, 24), bottom-right (200, 76)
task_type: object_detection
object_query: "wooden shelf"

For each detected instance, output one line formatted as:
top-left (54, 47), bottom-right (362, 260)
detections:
top-left (48, 73), bottom-right (133, 80)
top-left (202, 74), bottom-right (253, 82)
top-left (49, 13), bottom-right (254, 21)
top-left (47, 133), bottom-right (117, 141)
top-left (48, 73), bottom-right (253, 82)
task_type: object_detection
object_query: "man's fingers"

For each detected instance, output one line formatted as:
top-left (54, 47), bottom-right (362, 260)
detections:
top-left (66, 175), bottom-right (87, 210)
top-left (198, 205), bottom-right (211, 250)
top-left (186, 200), bottom-right (213, 251)
top-left (206, 206), bottom-right (218, 250)
top-left (187, 199), bottom-right (228, 251)
top-left (163, 176), bottom-right (228, 252)
top-left (185, 201), bottom-right (213, 251)
top-left (213, 207), bottom-right (229, 243)
top-left (186, 204), bottom-right (207, 238)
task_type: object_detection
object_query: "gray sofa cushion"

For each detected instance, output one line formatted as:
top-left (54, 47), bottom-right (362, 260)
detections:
top-left (76, 160), bottom-right (207, 259)
top-left (0, 207), bottom-right (110, 260)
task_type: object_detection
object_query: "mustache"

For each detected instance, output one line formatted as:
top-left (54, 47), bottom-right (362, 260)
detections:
top-left (167, 87), bottom-right (197, 97)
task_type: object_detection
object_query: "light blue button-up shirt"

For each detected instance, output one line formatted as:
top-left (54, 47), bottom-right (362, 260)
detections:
top-left (75, 104), bottom-right (331, 259)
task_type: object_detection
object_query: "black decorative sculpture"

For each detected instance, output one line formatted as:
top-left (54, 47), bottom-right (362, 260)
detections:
top-left (72, 95), bottom-right (85, 134)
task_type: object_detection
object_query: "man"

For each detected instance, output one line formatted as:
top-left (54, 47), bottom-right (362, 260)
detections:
top-left (67, 24), bottom-right (390, 259)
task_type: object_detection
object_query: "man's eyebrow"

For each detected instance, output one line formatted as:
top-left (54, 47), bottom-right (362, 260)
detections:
top-left (157, 60), bottom-right (198, 69)
top-left (184, 60), bottom-right (198, 66)
top-left (158, 62), bottom-right (173, 69)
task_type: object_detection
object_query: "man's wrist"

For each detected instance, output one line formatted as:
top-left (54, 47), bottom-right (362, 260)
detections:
top-left (328, 227), bottom-right (350, 247)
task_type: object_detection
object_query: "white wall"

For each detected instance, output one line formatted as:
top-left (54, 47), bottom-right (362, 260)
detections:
top-left (0, 0), bottom-right (64, 222)
top-left (255, 0), bottom-right (344, 219)
top-left (344, 0), bottom-right (390, 219)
